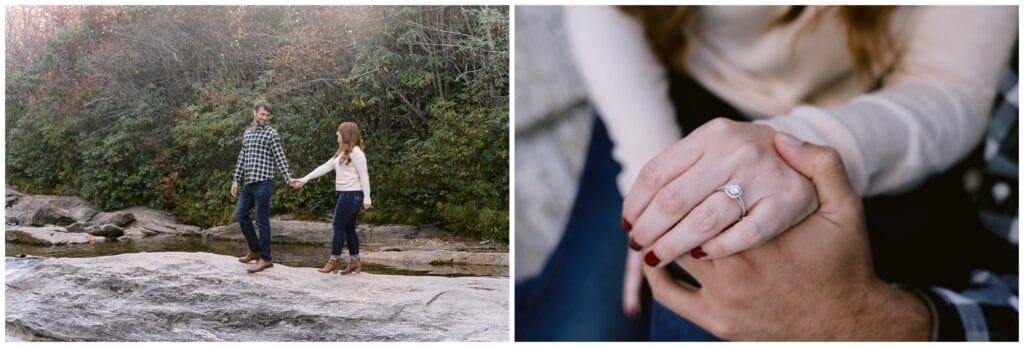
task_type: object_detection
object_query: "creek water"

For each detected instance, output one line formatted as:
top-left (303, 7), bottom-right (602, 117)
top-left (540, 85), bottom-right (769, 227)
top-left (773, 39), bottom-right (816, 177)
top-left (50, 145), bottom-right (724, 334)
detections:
top-left (5, 235), bottom-right (507, 278)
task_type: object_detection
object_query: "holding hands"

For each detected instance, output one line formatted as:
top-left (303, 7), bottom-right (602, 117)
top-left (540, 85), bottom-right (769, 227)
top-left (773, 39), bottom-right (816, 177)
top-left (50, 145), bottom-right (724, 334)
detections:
top-left (642, 134), bottom-right (930, 340)
top-left (289, 179), bottom-right (304, 189)
top-left (622, 118), bottom-right (820, 315)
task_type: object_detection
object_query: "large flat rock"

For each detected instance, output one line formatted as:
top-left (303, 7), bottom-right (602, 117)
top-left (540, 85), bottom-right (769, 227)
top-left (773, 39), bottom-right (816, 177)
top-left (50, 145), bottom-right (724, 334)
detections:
top-left (5, 226), bottom-right (106, 245)
top-left (5, 252), bottom-right (508, 341)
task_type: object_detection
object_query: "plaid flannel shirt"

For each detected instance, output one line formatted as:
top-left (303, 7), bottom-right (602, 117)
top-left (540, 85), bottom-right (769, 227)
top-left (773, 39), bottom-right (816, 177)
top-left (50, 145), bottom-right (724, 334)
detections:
top-left (911, 70), bottom-right (1019, 341)
top-left (233, 125), bottom-right (293, 185)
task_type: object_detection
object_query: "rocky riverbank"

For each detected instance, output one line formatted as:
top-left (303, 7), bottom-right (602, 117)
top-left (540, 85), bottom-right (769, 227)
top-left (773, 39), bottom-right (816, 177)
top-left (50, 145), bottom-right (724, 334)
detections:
top-left (5, 253), bottom-right (508, 341)
top-left (5, 186), bottom-right (508, 268)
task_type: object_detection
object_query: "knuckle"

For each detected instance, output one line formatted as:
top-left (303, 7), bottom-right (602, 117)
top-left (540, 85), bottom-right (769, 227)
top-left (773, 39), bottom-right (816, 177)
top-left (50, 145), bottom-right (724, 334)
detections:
top-left (639, 160), bottom-right (666, 187)
top-left (734, 142), bottom-right (763, 160)
top-left (655, 184), bottom-right (688, 213)
top-left (687, 204), bottom-right (718, 234)
top-left (739, 224), bottom-right (766, 246)
top-left (704, 117), bottom-right (731, 133)
top-left (818, 147), bottom-right (845, 171)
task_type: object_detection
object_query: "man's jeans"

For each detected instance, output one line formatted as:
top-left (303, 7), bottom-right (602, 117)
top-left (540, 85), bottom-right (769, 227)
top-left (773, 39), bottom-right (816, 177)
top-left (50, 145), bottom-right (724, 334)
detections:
top-left (515, 115), bottom-right (716, 341)
top-left (235, 179), bottom-right (275, 261)
top-left (331, 191), bottom-right (363, 257)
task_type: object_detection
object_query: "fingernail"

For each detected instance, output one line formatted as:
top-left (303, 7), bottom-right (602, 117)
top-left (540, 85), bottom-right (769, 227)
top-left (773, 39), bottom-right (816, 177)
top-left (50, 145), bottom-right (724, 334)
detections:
top-left (644, 251), bottom-right (660, 267)
top-left (778, 132), bottom-right (803, 148)
top-left (622, 218), bottom-right (632, 233)
top-left (628, 237), bottom-right (642, 251)
top-left (690, 247), bottom-right (707, 259)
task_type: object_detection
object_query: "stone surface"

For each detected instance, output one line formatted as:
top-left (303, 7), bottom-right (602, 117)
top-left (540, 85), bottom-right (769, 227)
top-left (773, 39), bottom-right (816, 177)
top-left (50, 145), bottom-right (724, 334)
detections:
top-left (361, 250), bottom-right (508, 267)
top-left (123, 207), bottom-right (201, 236)
top-left (5, 226), bottom-right (106, 245)
top-left (86, 224), bottom-right (125, 238)
top-left (6, 194), bottom-right (99, 226)
top-left (89, 211), bottom-right (136, 227)
top-left (5, 253), bottom-right (508, 341)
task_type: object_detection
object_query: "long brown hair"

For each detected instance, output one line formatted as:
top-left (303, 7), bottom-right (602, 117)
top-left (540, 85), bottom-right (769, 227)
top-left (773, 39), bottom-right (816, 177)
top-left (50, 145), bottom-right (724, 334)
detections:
top-left (334, 122), bottom-right (364, 165)
top-left (619, 6), bottom-right (897, 81)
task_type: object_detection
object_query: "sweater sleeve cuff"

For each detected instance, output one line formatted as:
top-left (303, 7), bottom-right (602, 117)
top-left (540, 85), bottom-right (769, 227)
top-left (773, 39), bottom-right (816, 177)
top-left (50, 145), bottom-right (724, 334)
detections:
top-left (754, 105), bottom-right (870, 196)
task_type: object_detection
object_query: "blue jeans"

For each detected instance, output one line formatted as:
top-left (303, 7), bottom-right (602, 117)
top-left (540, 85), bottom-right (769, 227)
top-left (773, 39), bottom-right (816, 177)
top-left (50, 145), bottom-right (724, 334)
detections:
top-left (235, 179), bottom-right (275, 261)
top-left (515, 115), bottom-right (716, 341)
top-left (331, 191), bottom-right (363, 257)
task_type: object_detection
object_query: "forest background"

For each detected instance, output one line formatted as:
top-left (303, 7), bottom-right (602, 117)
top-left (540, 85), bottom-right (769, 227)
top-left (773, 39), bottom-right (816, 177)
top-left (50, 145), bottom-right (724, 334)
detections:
top-left (5, 6), bottom-right (509, 241)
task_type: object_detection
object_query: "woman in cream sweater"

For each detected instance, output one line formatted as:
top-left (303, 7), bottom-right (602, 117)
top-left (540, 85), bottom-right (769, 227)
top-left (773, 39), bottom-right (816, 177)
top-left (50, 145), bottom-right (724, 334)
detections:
top-left (292, 122), bottom-right (373, 275)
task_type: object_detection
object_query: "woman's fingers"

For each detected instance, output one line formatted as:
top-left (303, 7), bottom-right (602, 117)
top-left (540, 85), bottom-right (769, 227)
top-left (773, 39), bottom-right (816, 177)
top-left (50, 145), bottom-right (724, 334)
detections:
top-left (628, 159), bottom-right (728, 249)
top-left (621, 131), bottom-right (709, 230)
top-left (641, 190), bottom-right (741, 267)
top-left (622, 249), bottom-right (644, 318)
top-left (694, 199), bottom-right (786, 260)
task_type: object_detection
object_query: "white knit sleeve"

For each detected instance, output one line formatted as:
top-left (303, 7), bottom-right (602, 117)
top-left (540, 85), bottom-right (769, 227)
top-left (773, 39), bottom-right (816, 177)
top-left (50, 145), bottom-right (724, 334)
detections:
top-left (758, 7), bottom-right (1016, 196)
top-left (564, 6), bottom-right (682, 195)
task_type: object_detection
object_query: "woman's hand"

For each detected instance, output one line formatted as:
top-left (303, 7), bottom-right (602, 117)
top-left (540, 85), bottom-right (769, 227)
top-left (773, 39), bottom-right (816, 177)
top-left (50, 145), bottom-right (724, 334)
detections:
top-left (289, 179), bottom-right (304, 189)
top-left (621, 118), bottom-right (819, 315)
top-left (362, 203), bottom-right (372, 211)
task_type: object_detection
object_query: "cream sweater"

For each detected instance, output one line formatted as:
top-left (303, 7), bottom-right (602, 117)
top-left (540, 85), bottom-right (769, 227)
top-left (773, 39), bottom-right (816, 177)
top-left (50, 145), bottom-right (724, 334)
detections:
top-left (565, 6), bottom-right (1017, 197)
top-left (299, 146), bottom-right (372, 204)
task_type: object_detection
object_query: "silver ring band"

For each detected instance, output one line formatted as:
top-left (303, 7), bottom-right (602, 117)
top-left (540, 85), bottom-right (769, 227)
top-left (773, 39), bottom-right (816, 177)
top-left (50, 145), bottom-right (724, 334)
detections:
top-left (719, 184), bottom-right (746, 219)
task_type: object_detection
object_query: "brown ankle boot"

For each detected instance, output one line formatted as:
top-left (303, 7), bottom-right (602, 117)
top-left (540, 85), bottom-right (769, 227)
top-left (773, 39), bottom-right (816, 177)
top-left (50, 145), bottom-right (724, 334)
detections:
top-left (339, 258), bottom-right (362, 275)
top-left (247, 259), bottom-right (273, 273)
top-left (238, 251), bottom-right (260, 263)
top-left (318, 258), bottom-right (342, 274)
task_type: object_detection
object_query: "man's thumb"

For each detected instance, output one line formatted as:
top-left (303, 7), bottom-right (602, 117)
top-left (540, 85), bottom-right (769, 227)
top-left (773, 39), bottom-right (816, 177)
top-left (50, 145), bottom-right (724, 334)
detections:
top-left (773, 132), bottom-right (857, 205)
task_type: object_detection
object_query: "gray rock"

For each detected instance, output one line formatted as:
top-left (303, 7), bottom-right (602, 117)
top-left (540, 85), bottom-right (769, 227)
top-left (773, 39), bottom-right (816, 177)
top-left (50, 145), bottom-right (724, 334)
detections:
top-left (6, 226), bottom-right (105, 245)
top-left (86, 224), bottom-right (125, 238)
top-left (66, 222), bottom-right (91, 233)
top-left (122, 207), bottom-right (201, 236)
top-left (5, 252), bottom-right (508, 341)
top-left (360, 250), bottom-right (508, 267)
top-left (89, 211), bottom-right (135, 227)
top-left (6, 194), bottom-right (98, 226)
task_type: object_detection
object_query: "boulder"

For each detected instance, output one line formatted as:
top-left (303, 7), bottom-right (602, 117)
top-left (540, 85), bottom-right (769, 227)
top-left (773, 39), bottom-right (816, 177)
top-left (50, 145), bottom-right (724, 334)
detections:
top-left (89, 211), bottom-right (135, 227)
top-left (6, 226), bottom-right (105, 245)
top-left (5, 252), bottom-right (508, 341)
top-left (86, 224), bottom-right (125, 238)
top-left (6, 194), bottom-right (98, 226)
top-left (122, 207), bottom-right (201, 236)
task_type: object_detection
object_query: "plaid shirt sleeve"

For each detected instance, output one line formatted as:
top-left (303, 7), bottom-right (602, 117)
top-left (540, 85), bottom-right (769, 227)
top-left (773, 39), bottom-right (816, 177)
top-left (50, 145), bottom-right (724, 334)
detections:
top-left (269, 128), bottom-right (292, 182)
top-left (909, 69), bottom-right (1019, 341)
top-left (233, 141), bottom-right (245, 185)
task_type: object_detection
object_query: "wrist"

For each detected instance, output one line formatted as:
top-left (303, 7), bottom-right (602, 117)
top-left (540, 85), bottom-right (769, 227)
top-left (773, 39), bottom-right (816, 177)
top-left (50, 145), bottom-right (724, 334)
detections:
top-left (833, 280), bottom-right (931, 340)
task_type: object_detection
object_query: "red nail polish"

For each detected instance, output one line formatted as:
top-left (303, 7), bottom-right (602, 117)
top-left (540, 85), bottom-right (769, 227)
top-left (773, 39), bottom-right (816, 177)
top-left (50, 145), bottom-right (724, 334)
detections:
top-left (628, 238), bottom-right (641, 251)
top-left (622, 218), bottom-right (632, 233)
top-left (690, 247), bottom-right (707, 259)
top-left (644, 251), bottom-right (660, 266)
top-left (626, 306), bottom-right (639, 319)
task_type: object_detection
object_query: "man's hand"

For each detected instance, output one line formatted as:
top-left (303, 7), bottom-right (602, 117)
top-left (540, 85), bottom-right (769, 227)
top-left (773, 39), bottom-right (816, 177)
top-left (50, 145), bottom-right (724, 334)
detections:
top-left (362, 202), bottom-right (372, 211)
top-left (230, 182), bottom-right (238, 198)
top-left (643, 133), bottom-right (932, 340)
top-left (289, 179), bottom-right (304, 189)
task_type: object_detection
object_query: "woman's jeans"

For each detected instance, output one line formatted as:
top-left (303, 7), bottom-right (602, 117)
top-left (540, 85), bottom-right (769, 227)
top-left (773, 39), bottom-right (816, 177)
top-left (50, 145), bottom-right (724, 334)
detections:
top-left (235, 179), bottom-right (275, 261)
top-left (331, 191), bottom-right (363, 258)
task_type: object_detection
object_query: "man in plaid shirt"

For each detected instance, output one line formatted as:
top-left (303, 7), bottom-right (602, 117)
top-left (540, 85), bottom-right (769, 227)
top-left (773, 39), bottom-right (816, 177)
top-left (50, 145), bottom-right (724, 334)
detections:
top-left (231, 100), bottom-right (293, 273)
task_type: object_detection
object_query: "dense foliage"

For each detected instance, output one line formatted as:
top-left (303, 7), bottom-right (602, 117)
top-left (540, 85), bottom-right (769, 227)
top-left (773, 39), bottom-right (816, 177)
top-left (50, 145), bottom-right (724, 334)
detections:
top-left (6, 6), bottom-right (509, 241)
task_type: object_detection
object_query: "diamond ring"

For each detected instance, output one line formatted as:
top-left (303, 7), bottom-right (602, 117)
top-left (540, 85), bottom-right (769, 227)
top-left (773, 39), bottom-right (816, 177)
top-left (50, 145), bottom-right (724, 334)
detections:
top-left (719, 184), bottom-right (746, 219)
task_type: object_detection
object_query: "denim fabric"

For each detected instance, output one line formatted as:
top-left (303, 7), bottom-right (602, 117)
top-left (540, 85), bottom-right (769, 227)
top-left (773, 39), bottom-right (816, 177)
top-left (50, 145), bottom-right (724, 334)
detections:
top-left (515, 115), bottom-right (652, 341)
top-left (331, 190), bottom-right (363, 257)
top-left (235, 179), bottom-right (275, 260)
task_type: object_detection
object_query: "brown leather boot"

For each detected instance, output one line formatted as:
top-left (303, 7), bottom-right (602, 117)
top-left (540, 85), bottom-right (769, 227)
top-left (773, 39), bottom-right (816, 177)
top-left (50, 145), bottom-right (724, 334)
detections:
top-left (247, 259), bottom-right (274, 273)
top-left (318, 258), bottom-right (342, 274)
top-left (238, 251), bottom-right (260, 263)
top-left (339, 258), bottom-right (362, 275)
